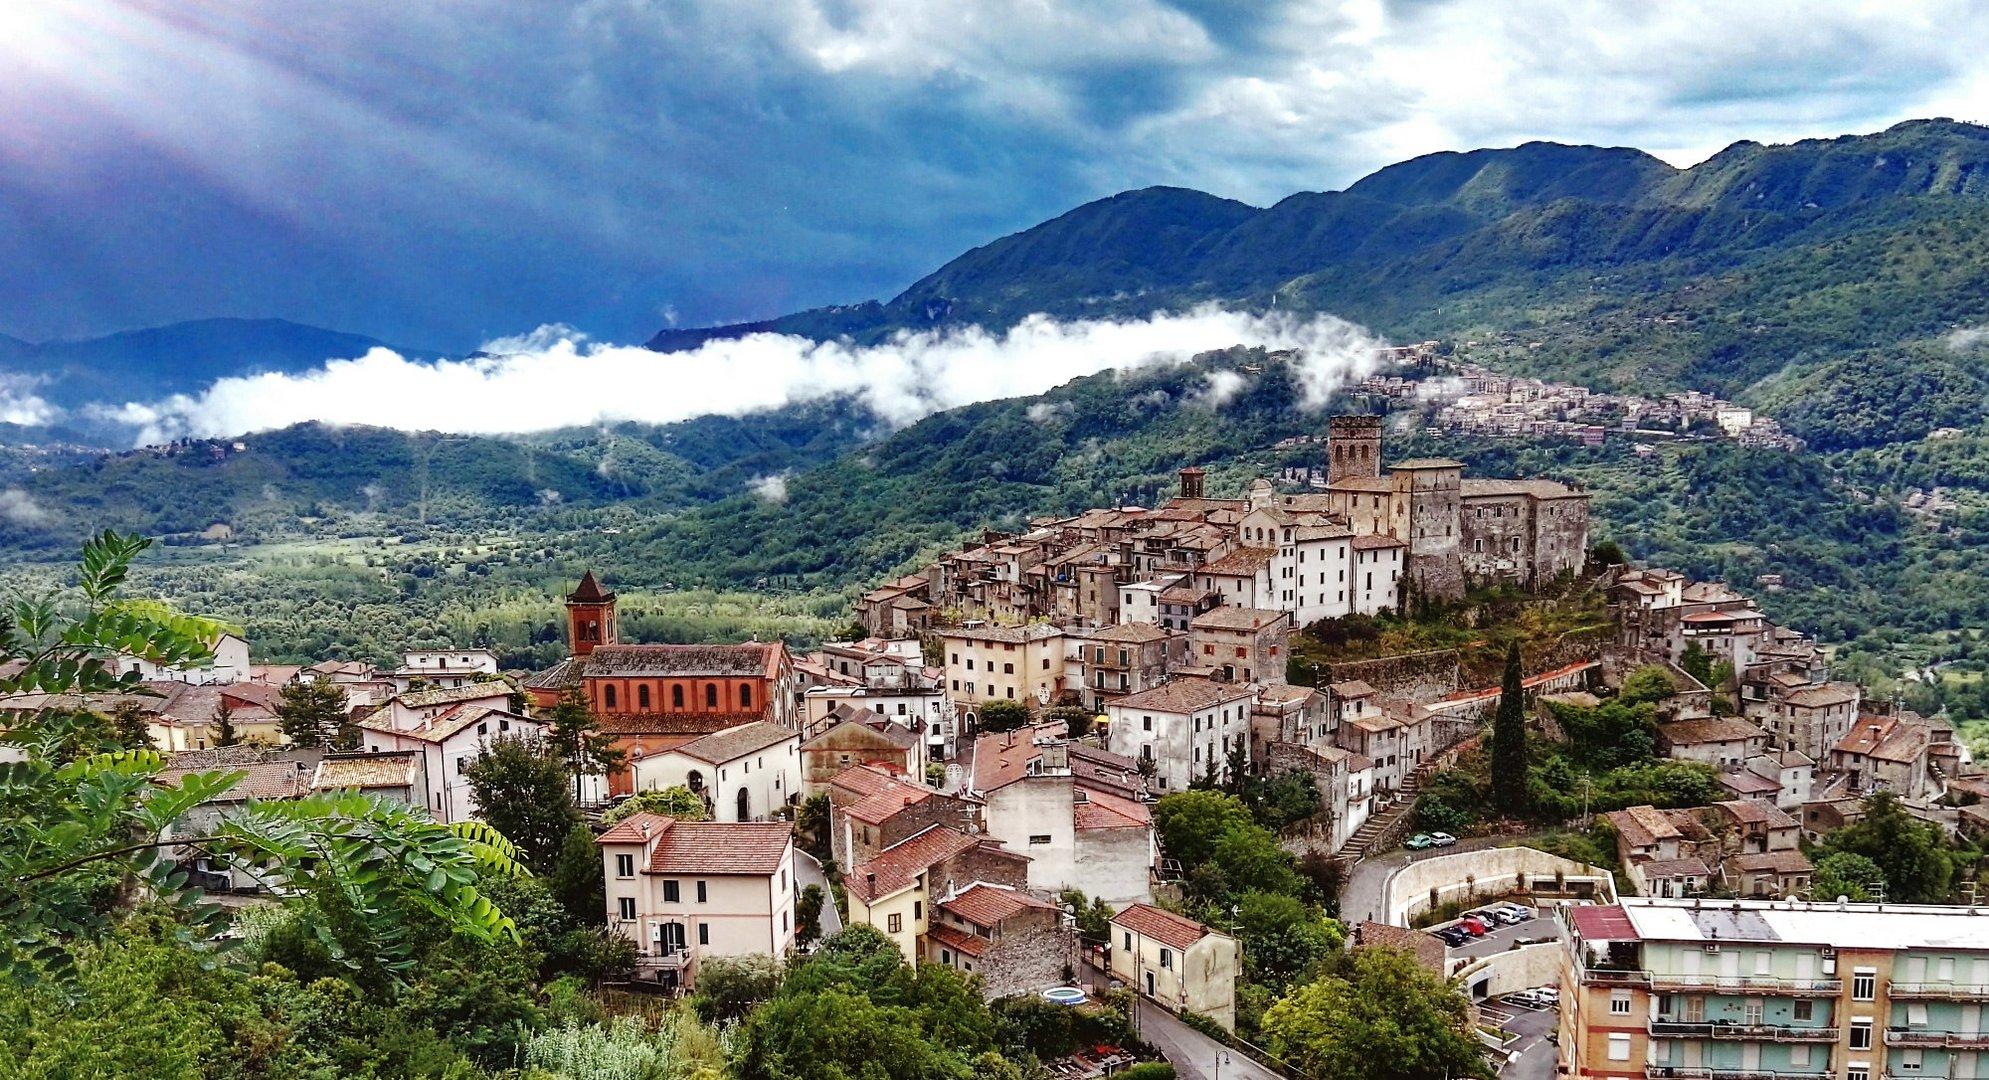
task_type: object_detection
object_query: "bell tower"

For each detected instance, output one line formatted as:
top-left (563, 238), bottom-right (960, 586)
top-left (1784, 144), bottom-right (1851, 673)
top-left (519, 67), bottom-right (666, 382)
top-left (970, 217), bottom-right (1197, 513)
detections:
top-left (566, 571), bottom-right (617, 657)
top-left (1328, 415), bottom-right (1383, 484)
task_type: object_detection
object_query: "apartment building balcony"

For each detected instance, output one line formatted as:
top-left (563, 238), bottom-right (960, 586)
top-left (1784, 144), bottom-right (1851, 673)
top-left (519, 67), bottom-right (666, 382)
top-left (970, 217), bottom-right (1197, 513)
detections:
top-left (1884, 1028), bottom-right (1989, 1050)
top-left (1646, 973), bottom-right (1844, 997)
top-left (1888, 981), bottom-right (1989, 1001)
top-left (1648, 1020), bottom-right (1840, 1043)
top-left (634, 946), bottom-right (692, 974)
top-left (1574, 964), bottom-right (1653, 987)
top-left (1645, 1068), bottom-right (1833, 1080)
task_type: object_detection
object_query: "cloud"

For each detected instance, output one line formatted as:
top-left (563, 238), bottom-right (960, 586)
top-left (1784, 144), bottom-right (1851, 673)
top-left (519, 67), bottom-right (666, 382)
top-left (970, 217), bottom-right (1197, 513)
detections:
top-left (3, 3), bottom-right (1987, 347)
top-left (0, 375), bottom-right (59, 427)
top-left (749, 474), bottom-right (790, 504)
top-left (113, 307), bottom-right (1388, 444)
top-left (1948, 326), bottom-right (1989, 351)
top-left (1026, 401), bottom-right (1075, 424)
top-left (1185, 369), bottom-right (1249, 411)
top-left (0, 488), bottom-right (47, 526)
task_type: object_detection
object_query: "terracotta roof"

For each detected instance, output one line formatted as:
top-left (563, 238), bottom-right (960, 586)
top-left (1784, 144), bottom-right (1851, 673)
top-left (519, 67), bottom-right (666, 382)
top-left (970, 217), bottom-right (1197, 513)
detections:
top-left (802, 717), bottom-right (919, 752)
top-left (314, 751), bottom-right (421, 790)
top-left (1782, 683), bottom-right (1860, 709)
top-left (595, 711), bottom-right (763, 736)
top-left (935, 623), bottom-right (1064, 645)
top-left (1658, 716), bottom-right (1766, 746)
top-left (672, 721), bottom-right (796, 764)
top-left (1716, 770), bottom-right (1780, 796)
top-left (1189, 606), bottom-right (1288, 632)
top-left (928, 921), bottom-right (990, 959)
top-left (361, 703), bottom-right (534, 744)
top-left (940, 883), bottom-right (1057, 928)
top-left (159, 752), bottom-right (317, 802)
top-left (1349, 534), bottom-right (1406, 550)
top-left (583, 643), bottom-right (780, 678)
top-left (1833, 715), bottom-right (1930, 763)
top-left (566, 570), bottom-right (615, 603)
top-left (1202, 548), bottom-right (1274, 576)
top-left (1607, 804), bottom-right (1684, 848)
top-left (1109, 677), bottom-right (1253, 715)
top-left (1075, 787), bottom-right (1152, 831)
top-left (594, 814), bottom-right (791, 876)
top-left (1091, 623), bottom-right (1173, 644)
top-left (1731, 850), bottom-right (1813, 874)
top-left (847, 825), bottom-right (982, 904)
top-left (1329, 680), bottom-right (1378, 699)
top-left (396, 681), bottom-right (513, 709)
top-left (1459, 477), bottom-right (1585, 499)
top-left (828, 763), bottom-right (902, 800)
top-left (1111, 903), bottom-right (1213, 952)
top-left (1640, 857), bottom-right (1713, 878)
top-left (1714, 800), bottom-right (1798, 829)
top-left (1393, 458), bottom-right (1465, 470)
top-left (523, 656), bottom-right (583, 691)
top-left (841, 770), bottom-right (948, 826)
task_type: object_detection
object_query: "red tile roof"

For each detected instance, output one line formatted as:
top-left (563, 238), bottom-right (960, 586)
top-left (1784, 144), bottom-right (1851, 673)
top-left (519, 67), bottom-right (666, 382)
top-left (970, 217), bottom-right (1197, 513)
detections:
top-left (1111, 903), bottom-right (1213, 952)
top-left (940, 883), bottom-right (1057, 928)
top-left (1075, 787), bottom-right (1152, 831)
top-left (649, 820), bottom-right (791, 875)
top-left (847, 825), bottom-right (980, 904)
top-left (928, 921), bottom-right (990, 959)
top-left (596, 811), bottom-right (675, 845)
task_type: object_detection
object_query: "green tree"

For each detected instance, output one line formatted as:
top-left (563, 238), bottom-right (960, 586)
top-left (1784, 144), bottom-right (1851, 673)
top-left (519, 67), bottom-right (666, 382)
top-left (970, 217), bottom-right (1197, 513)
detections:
top-left (463, 735), bottom-right (581, 874)
top-left (1679, 643), bottom-right (1716, 688)
top-left (1822, 791), bottom-right (1954, 903)
top-left (548, 821), bottom-right (605, 924)
top-left (542, 686), bottom-right (624, 802)
top-left (1152, 790), bottom-right (1255, 868)
top-left (0, 533), bottom-right (527, 984)
top-left (690, 955), bottom-right (783, 1024)
top-left (1261, 947), bottom-right (1490, 1080)
top-left (1810, 851), bottom-right (1884, 903)
top-left (1233, 890), bottom-right (1343, 992)
top-left (797, 883), bottom-right (826, 947)
top-left (1620, 665), bottom-right (1677, 706)
top-left (603, 785), bottom-right (710, 824)
top-left (209, 701), bottom-right (243, 747)
top-left (1489, 642), bottom-right (1528, 814)
top-left (106, 701), bottom-right (156, 752)
top-left (276, 678), bottom-right (354, 749)
top-left (977, 699), bottom-right (1031, 733)
top-left (1058, 888), bottom-right (1114, 948)
top-left (795, 791), bottom-right (832, 863)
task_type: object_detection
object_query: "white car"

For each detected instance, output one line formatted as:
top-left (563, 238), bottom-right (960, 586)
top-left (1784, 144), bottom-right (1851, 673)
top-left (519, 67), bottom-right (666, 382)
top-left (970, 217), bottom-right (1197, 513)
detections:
top-left (1429, 831), bottom-right (1458, 847)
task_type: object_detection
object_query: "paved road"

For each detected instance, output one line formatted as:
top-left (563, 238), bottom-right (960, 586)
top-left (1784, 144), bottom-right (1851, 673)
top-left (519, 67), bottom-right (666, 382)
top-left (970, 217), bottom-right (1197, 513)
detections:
top-left (1339, 835), bottom-right (1509, 926)
top-left (1483, 996), bottom-right (1559, 1080)
top-left (794, 851), bottom-right (843, 938)
top-left (1449, 911), bottom-right (1559, 960)
top-left (1133, 999), bottom-right (1283, 1080)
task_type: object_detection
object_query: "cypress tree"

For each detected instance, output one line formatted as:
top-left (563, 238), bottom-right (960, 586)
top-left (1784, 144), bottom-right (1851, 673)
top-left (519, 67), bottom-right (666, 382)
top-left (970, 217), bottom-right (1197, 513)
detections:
top-left (1490, 642), bottom-right (1528, 813)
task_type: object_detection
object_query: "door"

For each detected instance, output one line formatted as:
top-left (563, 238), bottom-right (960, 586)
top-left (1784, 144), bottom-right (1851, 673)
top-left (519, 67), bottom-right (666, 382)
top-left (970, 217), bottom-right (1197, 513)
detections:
top-left (736, 787), bottom-right (751, 822)
top-left (659, 922), bottom-right (687, 955)
top-left (1145, 971), bottom-right (1155, 997)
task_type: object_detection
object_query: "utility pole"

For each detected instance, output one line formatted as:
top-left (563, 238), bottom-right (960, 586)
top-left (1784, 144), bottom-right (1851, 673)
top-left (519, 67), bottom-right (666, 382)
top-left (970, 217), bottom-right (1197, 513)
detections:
top-left (1580, 772), bottom-right (1593, 828)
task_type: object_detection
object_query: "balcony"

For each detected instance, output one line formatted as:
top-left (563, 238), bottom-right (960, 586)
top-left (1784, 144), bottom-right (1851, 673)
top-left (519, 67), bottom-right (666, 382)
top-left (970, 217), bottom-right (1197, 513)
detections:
top-left (1888, 981), bottom-right (1989, 1001)
top-left (1645, 1069), bottom-right (1833, 1080)
top-left (1885, 1028), bottom-right (1989, 1050)
top-left (1648, 1020), bottom-right (1840, 1043)
top-left (1576, 965), bottom-right (1654, 987)
top-left (1646, 973), bottom-right (1844, 997)
top-left (635, 947), bottom-right (692, 973)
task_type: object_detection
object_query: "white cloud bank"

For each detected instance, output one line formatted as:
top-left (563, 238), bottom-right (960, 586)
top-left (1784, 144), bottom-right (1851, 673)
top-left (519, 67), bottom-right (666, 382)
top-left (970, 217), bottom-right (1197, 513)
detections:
top-left (111, 307), bottom-right (1388, 445)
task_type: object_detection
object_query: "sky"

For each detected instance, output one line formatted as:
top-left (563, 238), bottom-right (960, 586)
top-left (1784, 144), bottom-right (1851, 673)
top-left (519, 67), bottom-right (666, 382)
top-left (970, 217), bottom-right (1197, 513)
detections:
top-left (1, 1), bottom-right (1988, 352)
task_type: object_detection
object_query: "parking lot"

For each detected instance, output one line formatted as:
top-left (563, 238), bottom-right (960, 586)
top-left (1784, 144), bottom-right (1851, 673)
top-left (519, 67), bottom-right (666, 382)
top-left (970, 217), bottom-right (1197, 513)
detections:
top-left (1427, 903), bottom-right (1563, 960)
top-left (1485, 993), bottom-right (1559, 1080)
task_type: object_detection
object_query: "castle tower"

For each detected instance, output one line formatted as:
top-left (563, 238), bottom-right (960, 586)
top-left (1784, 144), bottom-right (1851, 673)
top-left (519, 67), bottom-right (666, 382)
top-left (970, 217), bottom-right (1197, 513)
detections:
top-left (1178, 466), bottom-right (1206, 500)
top-left (1328, 415), bottom-right (1383, 485)
top-left (565, 571), bottom-right (618, 657)
top-left (1390, 459), bottom-right (1466, 601)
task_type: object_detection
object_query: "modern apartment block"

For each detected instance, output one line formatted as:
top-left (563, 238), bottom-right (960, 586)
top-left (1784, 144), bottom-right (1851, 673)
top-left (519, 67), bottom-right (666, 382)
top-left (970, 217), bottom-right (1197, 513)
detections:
top-left (1563, 897), bottom-right (1989, 1080)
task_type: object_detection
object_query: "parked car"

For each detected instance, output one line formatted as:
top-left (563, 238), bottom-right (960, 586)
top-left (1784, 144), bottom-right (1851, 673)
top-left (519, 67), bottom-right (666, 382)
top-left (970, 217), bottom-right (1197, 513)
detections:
top-left (1405, 834), bottom-right (1434, 850)
top-left (1435, 926), bottom-right (1470, 947)
top-left (1429, 831), bottom-right (1457, 847)
top-left (1459, 916), bottom-right (1489, 936)
top-left (1490, 907), bottom-right (1529, 926)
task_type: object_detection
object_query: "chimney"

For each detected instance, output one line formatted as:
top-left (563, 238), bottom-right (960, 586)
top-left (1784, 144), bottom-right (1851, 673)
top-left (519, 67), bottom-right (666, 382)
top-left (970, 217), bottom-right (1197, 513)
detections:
top-left (866, 872), bottom-right (877, 895)
top-left (1178, 466), bottom-right (1206, 501)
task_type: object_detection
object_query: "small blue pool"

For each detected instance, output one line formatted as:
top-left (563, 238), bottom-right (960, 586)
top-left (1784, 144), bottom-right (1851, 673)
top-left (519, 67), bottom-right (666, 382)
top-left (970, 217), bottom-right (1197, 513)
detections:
top-left (1041, 986), bottom-right (1087, 1005)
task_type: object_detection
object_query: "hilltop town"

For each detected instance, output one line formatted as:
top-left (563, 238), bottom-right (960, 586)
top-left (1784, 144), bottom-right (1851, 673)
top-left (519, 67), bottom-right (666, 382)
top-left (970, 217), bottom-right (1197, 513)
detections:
top-left (12, 410), bottom-right (1985, 1079)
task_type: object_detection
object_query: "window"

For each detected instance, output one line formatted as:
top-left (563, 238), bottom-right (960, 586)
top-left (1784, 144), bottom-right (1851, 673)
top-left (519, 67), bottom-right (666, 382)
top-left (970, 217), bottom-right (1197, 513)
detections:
top-left (673, 685), bottom-right (685, 708)
top-left (1123, 931), bottom-right (1133, 951)
top-left (1849, 1018), bottom-right (1873, 1050)
top-left (663, 880), bottom-right (680, 903)
top-left (1788, 1045), bottom-right (1810, 1067)
top-left (604, 685), bottom-right (617, 708)
top-left (1792, 999), bottom-right (1813, 1021)
top-left (615, 853), bottom-right (635, 878)
top-left (1852, 968), bottom-right (1876, 1000)
top-left (1159, 948), bottom-right (1172, 969)
top-left (1609, 990), bottom-right (1631, 1015)
top-left (1941, 957), bottom-right (1957, 981)
top-left (740, 684), bottom-right (752, 708)
top-left (1606, 1034), bottom-right (1630, 1061)
top-left (706, 684), bottom-right (719, 708)
top-left (1907, 1002), bottom-right (1928, 1026)
top-left (1029, 834), bottom-right (1053, 845)
top-left (696, 880), bottom-right (708, 903)
top-left (913, 901), bottom-right (922, 920)
top-left (1848, 1068), bottom-right (1870, 1080)
top-left (1003, 663), bottom-right (1014, 675)
top-left (617, 896), bottom-right (635, 920)
top-left (698, 923), bottom-right (710, 945)
top-left (1899, 1048), bottom-right (1924, 1072)
top-left (887, 913), bottom-right (903, 933)
top-left (637, 685), bottom-right (651, 709)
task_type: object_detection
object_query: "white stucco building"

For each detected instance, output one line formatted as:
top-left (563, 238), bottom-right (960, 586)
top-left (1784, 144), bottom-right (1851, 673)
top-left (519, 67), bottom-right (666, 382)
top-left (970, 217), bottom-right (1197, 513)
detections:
top-left (1106, 677), bottom-right (1258, 792)
top-left (598, 813), bottom-right (796, 992)
top-left (628, 721), bottom-right (801, 823)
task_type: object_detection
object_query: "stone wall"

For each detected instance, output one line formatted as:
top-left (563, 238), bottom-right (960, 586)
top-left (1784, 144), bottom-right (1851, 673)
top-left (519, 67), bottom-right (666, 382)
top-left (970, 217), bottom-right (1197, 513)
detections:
top-left (975, 912), bottom-right (1077, 1000)
top-left (1451, 940), bottom-right (1565, 1000)
top-left (1321, 649), bottom-right (1462, 705)
top-left (1383, 846), bottom-right (1618, 926)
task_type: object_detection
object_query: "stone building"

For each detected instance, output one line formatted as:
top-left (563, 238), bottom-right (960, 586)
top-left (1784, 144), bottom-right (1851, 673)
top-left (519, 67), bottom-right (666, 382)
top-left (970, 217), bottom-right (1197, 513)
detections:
top-left (1187, 606), bottom-right (1291, 684)
top-left (927, 883), bottom-right (1074, 1000)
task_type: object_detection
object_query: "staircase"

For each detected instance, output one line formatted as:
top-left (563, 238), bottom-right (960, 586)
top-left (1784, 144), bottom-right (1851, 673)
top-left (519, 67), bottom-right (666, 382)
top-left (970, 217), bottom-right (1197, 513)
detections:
top-left (1345, 760), bottom-right (1437, 859)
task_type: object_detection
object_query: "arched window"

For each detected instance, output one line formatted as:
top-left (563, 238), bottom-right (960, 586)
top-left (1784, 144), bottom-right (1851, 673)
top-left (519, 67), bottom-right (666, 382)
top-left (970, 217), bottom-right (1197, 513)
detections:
top-left (739, 683), bottom-right (752, 709)
top-left (637, 684), bottom-right (651, 709)
top-left (672, 684), bottom-right (685, 709)
top-left (706, 683), bottom-right (719, 709)
top-left (603, 684), bottom-right (618, 709)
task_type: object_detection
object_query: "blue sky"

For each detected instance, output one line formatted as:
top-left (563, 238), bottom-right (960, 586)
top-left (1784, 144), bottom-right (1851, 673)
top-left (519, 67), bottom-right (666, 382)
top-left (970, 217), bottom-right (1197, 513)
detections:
top-left (1, 0), bottom-right (1986, 350)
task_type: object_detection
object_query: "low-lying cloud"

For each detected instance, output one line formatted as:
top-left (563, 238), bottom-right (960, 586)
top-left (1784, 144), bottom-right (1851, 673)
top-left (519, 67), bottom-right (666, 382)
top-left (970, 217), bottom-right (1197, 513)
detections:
top-left (111, 307), bottom-right (1388, 445)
